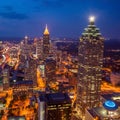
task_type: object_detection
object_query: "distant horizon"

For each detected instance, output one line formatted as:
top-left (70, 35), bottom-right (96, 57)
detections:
top-left (0, 36), bottom-right (120, 40)
top-left (0, 36), bottom-right (120, 43)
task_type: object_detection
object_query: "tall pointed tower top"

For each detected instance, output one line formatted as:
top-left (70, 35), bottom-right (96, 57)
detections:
top-left (89, 16), bottom-right (95, 25)
top-left (82, 16), bottom-right (101, 37)
top-left (43, 24), bottom-right (49, 35)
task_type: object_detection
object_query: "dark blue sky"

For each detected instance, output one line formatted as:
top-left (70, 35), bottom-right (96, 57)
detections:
top-left (0, 0), bottom-right (120, 39)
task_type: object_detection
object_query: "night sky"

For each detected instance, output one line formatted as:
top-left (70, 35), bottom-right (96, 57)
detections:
top-left (0, 0), bottom-right (120, 40)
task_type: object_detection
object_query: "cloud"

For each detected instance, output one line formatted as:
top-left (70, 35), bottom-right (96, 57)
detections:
top-left (0, 11), bottom-right (28, 20)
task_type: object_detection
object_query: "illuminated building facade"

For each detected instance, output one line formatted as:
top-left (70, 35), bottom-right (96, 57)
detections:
top-left (45, 57), bottom-right (56, 89)
top-left (2, 68), bottom-right (10, 90)
top-left (0, 42), bottom-right (3, 90)
top-left (85, 95), bottom-right (120, 120)
top-left (77, 16), bottom-right (104, 116)
top-left (24, 57), bottom-right (37, 87)
top-left (56, 51), bottom-right (62, 67)
top-left (19, 36), bottom-right (29, 63)
top-left (38, 93), bottom-right (72, 120)
top-left (43, 25), bottom-right (50, 59)
top-left (23, 36), bottom-right (31, 58)
top-left (19, 36), bottom-right (37, 87)
top-left (0, 41), bottom-right (3, 65)
top-left (36, 38), bottom-right (43, 60)
top-left (0, 68), bottom-right (2, 91)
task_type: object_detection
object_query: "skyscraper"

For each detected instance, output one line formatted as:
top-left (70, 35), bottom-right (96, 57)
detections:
top-left (77, 16), bottom-right (104, 117)
top-left (45, 57), bottom-right (56, 89)
top-left (2, 68), bottom-right (9, 90)
top-left (0, 41), bottom-right (3, 65)
top-left (38, 93), bottom-right (72, 120)
top-left (43, 25), bottom-right (50, 60)
top-left (24, 57), bottom-right (37, 87)
top-left (36, 38), bottom-right (43, 60)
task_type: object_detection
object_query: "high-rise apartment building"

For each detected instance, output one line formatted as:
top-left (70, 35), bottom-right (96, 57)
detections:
top-left (77, 16), bottom-right (104, 117)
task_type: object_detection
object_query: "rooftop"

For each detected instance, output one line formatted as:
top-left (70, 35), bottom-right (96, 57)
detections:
top-left (12, 80), bottom-right (33, 85)
top-left (101, 93), bottom-right (120, 106)
top-left (39, 93), bottom-right (71, 104)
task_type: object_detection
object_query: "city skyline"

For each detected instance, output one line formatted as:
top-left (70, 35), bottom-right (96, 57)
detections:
top-left (0, 4), bottom-right (120, 118)
top-left (0, 0), bottom-right (120, 40)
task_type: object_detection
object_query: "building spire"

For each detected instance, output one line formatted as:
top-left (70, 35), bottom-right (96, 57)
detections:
top-left (44, 24), bottom-right (49, 35)
top-left (89, 16), bottom-right (95, 25)
top-left (25, 35), bottom-right (28, 40)
top-left (24, 35), bottom-right (28, 45)
top-left (82, 16), bottom-right (101, 37)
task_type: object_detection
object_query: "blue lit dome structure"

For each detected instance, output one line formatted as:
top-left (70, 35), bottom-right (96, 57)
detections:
top-left (103, 100), bottom-right (118, 111)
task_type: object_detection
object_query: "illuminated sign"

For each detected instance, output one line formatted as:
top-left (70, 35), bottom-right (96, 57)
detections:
top-left (103, 100), bottom-right (118, 111)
